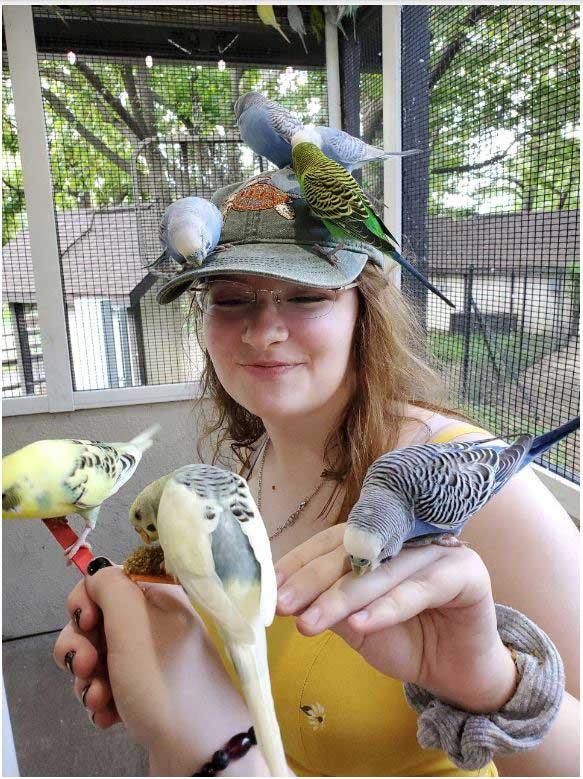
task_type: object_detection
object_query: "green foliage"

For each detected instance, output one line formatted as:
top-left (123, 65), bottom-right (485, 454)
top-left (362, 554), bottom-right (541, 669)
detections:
top-left (429, 5), bottom-right (579, 216)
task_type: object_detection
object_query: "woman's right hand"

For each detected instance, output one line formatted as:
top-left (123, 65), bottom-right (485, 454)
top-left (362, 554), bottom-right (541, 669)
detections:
top-left (53, 559), bottom-right (268, 776)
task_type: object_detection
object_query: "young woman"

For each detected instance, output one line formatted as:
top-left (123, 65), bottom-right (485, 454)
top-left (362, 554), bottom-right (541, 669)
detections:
top-left (54, 170), bottom-right (579, 777)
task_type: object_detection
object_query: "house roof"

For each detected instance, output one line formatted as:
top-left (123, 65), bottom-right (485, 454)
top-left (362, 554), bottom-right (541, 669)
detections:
top-left (2, 205), bottom-right (152, 304)
top-left (427, 210), bottom-right (579, 272)
top-left (3, 206), bottom-right (579, 305)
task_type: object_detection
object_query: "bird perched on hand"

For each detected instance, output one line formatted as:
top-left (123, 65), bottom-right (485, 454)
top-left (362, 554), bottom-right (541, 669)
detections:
top-left (150, 197), bottom-right (223, 272)
top-left (129, 464), bottom-right (289, 777)
top-left (344, 417), bottom-right (580, 575)
top-left (2, 425), bottom-right (160, 561)
top-left (234, 91), bottom-right (420, 172)
top-left (291, 128), bottom-right (454, 307)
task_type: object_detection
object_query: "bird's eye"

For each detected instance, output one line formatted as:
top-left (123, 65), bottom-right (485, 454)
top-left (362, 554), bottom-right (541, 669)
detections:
top-left (134, 510), bottom-right (142, 521)
top-left (147, 523), bottom-right (156, 532)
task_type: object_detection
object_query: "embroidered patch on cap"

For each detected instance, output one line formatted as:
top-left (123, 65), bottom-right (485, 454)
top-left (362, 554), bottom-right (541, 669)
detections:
top-left (221, 174), bottom-right (299, 221)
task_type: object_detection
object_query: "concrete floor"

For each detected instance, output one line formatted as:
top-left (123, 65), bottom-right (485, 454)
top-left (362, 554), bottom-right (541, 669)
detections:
top-left (3, 632), bottom-right (148, 777)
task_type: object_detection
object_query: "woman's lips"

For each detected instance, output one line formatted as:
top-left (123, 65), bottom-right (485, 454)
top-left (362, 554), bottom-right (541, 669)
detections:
top-left (239, 362), bottom-right (303, 378)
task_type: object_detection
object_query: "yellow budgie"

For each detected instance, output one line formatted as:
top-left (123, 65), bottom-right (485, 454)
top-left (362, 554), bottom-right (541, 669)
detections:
top-left (3, 425), bottom-right (160, 560)
top-left (256, 5), bottom-right (290, 43)
top-left (130, 464), bottom-right (289, 776)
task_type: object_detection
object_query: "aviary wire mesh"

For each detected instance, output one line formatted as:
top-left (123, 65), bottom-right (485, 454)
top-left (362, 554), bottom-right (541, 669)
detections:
top-left (2, 55), bottom-right (46, 398)
top-left (343, 6), bottom-right (579, 482)
top-left (2, 5), bottom-right (326, 393)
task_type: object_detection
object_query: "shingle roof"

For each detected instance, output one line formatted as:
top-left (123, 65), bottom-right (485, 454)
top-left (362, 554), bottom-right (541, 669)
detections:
top-left (427, 210), bottom-right (579, 272)
top-left (2, 205), bottom-right (150, 304)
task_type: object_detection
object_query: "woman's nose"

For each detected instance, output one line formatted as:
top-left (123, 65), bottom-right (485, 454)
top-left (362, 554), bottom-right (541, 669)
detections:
top-left (241, 298), bottom-right (289, 349)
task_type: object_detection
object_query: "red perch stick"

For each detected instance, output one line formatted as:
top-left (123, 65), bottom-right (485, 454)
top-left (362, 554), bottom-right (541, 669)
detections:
top-left (42, 517), bottom-right (94, 575)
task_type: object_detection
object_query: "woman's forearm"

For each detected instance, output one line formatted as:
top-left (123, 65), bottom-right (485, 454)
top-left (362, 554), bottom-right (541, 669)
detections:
top-left (495, 691), bottom-right (580, 777)
top-left (149, 737), bottom-right (270, 777)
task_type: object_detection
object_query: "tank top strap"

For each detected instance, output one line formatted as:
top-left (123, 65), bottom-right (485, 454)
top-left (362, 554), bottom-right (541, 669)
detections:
top-left (429, 421), bottom-right (491, 444)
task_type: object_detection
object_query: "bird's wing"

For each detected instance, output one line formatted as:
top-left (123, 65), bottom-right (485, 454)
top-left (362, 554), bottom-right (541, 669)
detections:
top-left (158, 474), bottom-right (255, 643)
top-left (492, 434), bottom-right (533, 491)
top-left (412, 445), bottom-right (500, 529)
top-left (302, 163), bottom-right (369, 222)
top-left (228, 476), bottom-right (277, 627)
top-left (63, 442), bottom-right (139, 509)
top-left (265, 100), bottom-right (303, 142)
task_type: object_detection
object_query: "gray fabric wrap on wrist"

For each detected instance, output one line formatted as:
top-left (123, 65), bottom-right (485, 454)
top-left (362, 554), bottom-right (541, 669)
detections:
top-left (403, 604), bottom-right (565, 771)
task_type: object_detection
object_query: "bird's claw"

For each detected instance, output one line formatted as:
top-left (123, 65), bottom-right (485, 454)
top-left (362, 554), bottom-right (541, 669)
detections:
top-left (64, 539), bottom-right (93, 564)
top-left (312, 243), bottom-right (345, 267)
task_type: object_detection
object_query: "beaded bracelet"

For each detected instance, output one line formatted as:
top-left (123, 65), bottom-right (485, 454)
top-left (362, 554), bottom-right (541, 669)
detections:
top-left (192, 726), bottom-right (257, 776)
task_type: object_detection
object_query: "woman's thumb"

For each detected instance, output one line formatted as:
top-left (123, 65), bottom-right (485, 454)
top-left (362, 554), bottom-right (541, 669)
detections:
top-left (84, 557), bottom-right (146, 626)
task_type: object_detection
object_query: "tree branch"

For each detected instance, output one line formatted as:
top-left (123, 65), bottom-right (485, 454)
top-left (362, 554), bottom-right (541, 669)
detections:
top-left (121, 65), bottom-right (149, 138)
top-left (41, 88), bottom-right (132, 174)
top-left (429, 6), bottom-right (491, 91)
top-left (150, 89), bottom-right (194, 131)
top-left (75, 60), bottom-right (145, 139)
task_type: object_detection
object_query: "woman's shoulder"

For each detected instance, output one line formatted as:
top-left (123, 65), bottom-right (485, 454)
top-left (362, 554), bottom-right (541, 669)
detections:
top-left (398, 405), bottom-right (490, 448)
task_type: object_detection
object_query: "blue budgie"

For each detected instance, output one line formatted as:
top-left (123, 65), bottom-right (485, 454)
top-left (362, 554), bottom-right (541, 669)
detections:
top-left (151, 197), bottom-right (223, 271)
top-left (234, 91), bottom-right (420, 171)
top-left (344, 417), bottom-right (580, 575)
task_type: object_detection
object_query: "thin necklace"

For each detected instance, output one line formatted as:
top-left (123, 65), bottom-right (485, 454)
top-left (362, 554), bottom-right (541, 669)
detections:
top-left (257, 439), bottom-right (326, 541)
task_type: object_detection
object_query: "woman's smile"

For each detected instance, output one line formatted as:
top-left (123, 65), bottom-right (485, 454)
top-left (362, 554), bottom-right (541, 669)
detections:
top-left (237, 360), bottom-right (306, 378)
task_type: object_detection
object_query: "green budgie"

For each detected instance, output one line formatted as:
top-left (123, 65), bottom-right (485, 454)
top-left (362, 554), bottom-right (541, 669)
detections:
top-left (291, 129), bottom-right (454, 308)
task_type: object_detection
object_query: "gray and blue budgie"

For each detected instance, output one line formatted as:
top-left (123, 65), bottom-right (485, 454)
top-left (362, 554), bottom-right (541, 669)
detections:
top-left (234, 91), bottom-right (420, 171)
top-left (344, 417), bottom-right (580, 575)
top-left (150, 196), bottom-right (223, 271)
top-left (129, 464), bottom-right (289, 777)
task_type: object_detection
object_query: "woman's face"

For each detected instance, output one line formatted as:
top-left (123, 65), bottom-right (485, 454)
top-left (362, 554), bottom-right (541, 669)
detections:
top-left (202, 274), bottom-right (359, 423)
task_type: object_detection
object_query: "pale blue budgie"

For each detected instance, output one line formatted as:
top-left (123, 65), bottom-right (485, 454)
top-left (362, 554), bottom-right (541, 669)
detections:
top-left (151, 197), bottom-right (223, 271)
top-left (344, 417), bottom-right (580, 575)
top-left (129, 464), bottom-right (289, 777)
top-left (234, 91), bottom-right (420, 171)
top-left (3, 425), bottom-right (160, 560)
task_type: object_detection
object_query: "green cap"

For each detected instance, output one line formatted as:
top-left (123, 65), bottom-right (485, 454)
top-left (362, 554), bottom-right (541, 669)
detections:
top-left (157, 167), bottom-right (385, 305)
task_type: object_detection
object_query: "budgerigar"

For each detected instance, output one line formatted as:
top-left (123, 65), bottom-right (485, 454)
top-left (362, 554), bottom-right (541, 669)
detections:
top-left (151, 197), bottom-right (223, 271)
top-left (2, 425), bottom-right (160, 561)
top-left (129, 465), bottom-right (289, 777)
top-left (256, 5), bottom-right (290, 43)
top-left (291, 129), bottom-right (454, 308)
top-left (344, 417), bottom-right (580, 575)
top-left (287, 5), bottom-right (308, 52)
top-left (235, 91), bottom-right (420, 172)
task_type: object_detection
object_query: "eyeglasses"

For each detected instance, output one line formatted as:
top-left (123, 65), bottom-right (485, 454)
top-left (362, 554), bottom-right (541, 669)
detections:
top-left (191, 279), bottom-right (359, 321)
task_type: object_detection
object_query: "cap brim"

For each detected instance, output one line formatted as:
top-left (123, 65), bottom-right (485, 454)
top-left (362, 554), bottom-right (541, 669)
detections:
top-left (156, 242), bottom-right (371, 305)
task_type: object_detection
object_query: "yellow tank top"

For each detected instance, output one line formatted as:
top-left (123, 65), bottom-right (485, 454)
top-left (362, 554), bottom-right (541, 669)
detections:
top-left (198, 422), bottom-right (497, 776)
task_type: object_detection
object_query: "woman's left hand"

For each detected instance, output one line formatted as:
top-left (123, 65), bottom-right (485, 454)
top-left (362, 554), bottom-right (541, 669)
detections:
top-left (274, 523), bottom-right (518, 714)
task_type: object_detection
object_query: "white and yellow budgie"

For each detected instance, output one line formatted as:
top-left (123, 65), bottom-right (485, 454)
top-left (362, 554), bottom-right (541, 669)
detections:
top-left (129, 464), bottom-right (289, 777)
top-left (3, 425), bottom-right (160, 560)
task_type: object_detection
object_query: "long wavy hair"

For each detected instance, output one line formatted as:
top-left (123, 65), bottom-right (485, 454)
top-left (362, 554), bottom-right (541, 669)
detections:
top-left (189, 264), bottom-right (464, 523)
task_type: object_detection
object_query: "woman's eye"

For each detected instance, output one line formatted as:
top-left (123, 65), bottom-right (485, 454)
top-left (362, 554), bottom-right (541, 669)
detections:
top-left (289, 295), bottom-right (327, 304)
top-left (212, 297), bottom-right (249, 307)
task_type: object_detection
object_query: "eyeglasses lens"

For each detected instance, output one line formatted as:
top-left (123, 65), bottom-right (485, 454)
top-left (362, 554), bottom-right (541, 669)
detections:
top-left (198, 281), bottom-right (336, 320)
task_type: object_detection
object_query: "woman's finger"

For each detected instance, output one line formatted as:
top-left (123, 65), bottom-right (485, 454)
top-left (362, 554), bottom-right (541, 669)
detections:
top-left (276, 545), bottom-right (351, 615)
top-left (89, 700), bottom-right (122, 730)
top-left (74, 673), bottom-right (113, 711)
top-left (53, 622), bottom-right (100, 679)
top-left (274, 523), bottom-right (346, 585)
top-left (66, 578), bottom-right (103, 633)
top-left (348, 551), bottom-right (488, 632)
top-left (295, 545), bottom-right (467, 635)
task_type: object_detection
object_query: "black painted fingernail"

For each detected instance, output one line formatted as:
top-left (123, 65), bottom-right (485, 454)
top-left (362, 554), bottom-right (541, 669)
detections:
top-left (81, 684), bottom-right (90, 708)
top-left (73, 608), bottom-right (82, 629)
top-left (87, 557), bottom-right (112, 576)
top-left (64, 650), bottom-right (75, 674)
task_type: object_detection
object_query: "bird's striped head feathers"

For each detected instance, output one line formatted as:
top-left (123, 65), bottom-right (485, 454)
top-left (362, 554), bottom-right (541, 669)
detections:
top-left (234, 91), bottom-right (268, 118)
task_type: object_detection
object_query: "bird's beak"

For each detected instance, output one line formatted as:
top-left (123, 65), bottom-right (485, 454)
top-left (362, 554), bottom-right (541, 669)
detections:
top-left (139, 529), bottom-right (151, 545)
top-left (351, 561), bottom-right (371, 577)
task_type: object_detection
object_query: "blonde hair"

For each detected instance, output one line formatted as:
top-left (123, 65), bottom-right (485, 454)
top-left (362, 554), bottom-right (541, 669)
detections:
top-left (190, 264), bottom-right (462, 522)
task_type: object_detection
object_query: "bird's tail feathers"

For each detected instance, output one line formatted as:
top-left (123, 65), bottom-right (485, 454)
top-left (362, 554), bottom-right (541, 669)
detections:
top-left (387, 246), bottom-right (456, 309)
top-left (529, 417), bottom-right (580, 462)
top-left (229, 634), bottom-right (289, 776)
top-left (128, 424), bottom-right (161, 453)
